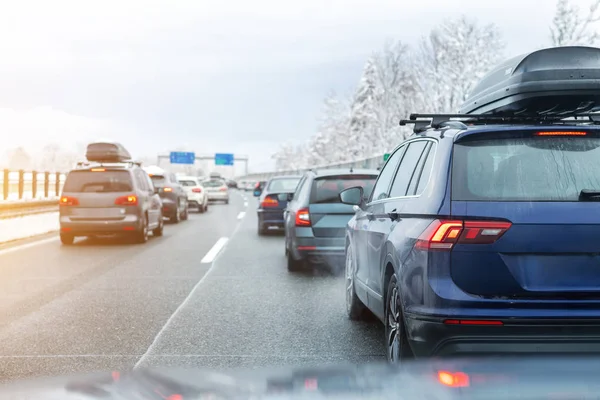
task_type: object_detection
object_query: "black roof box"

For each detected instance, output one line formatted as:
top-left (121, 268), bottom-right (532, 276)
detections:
top-left (86, 142), bottom-right (132, 163)
top-left (459, 46), bottom-right (600, 115)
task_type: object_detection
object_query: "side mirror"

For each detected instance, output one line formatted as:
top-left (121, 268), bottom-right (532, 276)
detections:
top-left (339, 186), bottom-right (364, 207)
top-left (253, 190), bottom-right (262, 197)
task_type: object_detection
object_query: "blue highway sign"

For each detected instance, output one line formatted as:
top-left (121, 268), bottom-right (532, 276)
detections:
top-left (170, 152), bottom-right (195, 165)
top-left (215, 153), bottom-right (234, 166)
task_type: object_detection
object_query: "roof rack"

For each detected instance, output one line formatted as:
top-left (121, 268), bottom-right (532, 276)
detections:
top-left (75, 160), bottom-right (142, 169)
top-left (399, 112), bottom-right (600, 134)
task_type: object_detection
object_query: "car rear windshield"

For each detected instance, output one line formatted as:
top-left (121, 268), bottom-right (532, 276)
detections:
top-left (267, 178), bottom-right (300, 192)
top-left (179, 180), bottom-right (197, 187)
top-left (63, 170), bottom-right (133, 193)
top-left (203, 179), bottom-right (225, 187)
top-left (149, 175), bottom-right (165, 187)
top-left (310, 175), bottom-right (377, 204)
top-left (452, 136), bottom-right (600, 201)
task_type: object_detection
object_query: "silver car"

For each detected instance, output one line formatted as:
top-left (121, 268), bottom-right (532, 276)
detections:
top-left (202, 178), bottom-right (230, 204)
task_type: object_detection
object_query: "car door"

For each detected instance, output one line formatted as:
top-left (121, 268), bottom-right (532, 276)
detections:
top-left (356, 147), bottom-right (406, 298)
top-left (134, 169), bottom-right (157, 227)
top-left (170, 173), bottom-right (186, 209)
top-left (144, 173), bottom-right (163, 222)
top-left (284, 174), bottom-right (310, 252)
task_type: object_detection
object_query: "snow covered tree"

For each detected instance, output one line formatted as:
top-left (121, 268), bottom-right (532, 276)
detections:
top-left (348, 57), bottom-right (379, 159)
top-left (308, 92), bottom-right (353, 165)
top-left (413, 15), bottom-right (505, 113)
top-left (272, 142), bottom-right (306, 171)
top-left (7, 147), bottom-right (32, 170)
top-left (550, 0), bottom-right (600, 46)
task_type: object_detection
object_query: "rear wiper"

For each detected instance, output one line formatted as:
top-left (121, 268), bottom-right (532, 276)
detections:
top-left (579, 189), bottom-right (600, 201)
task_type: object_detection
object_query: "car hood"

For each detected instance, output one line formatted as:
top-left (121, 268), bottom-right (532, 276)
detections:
top-left (3, 357), bottom-right (600, 399)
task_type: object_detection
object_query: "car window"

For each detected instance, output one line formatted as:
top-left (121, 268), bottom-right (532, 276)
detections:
top-left (202, 179), bottom-right (226, 187)
top-left (416, 143), bottom-right (436, 195)
top-left (292, 176), bottom-right (307, 201)
top-left (179, 180), bottom-right (198, 187)
top-left (134, 170), bottom-right (149, 191)
top-left (310, 175), bottom-right (377, 204)
top-left (370, 146), bottom-right (405, 202)
top-left (149, 175), bottom-right (165, 187)
top-left (63, 170), bottom-right (133, 193)
top-left (453, 136), bottom-right (600, 201)
top-left (389, 141), bottom-right (428, 198)
top-left (267, 178), bottom-right (301, 192)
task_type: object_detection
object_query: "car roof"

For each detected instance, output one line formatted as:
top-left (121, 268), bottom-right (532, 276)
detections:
top-left (269, 175), bottom-right (302, 181)
top-left (177, 175), bottom-right (200, 181)
top-left (312, 168), bottom-right (379, 178)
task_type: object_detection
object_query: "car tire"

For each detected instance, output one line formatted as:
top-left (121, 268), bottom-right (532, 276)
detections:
top-left (170, 204), bottom-right (181, 223)
top-left (60, 233), bottom-right (74, 245)
top-left (224, 199), bottom-right (229, 204)
top-left (134, 216), bottom-right (149, 244)
top-left (181, 204), bottom-right (189, 221)
top-left (287, 251), bottom-right (303, 272)
top-left (199, 203), bottom-right (205, 213)
top-left (345, 248), bottom-right (368, 320)
top-left (258, 220), bottom-right (267, 235)
top-left (153, 216), bottom-right (164, 237)
top-left (385, 274), bottom-right (413, 363)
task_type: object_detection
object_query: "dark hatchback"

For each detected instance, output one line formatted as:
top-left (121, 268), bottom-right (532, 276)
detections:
top-left (256, 176), bottom-right (301, 235)
top-left (146, 171), bottom-right (189, 223)
top-left (284, 169), bottom-right (377, 272)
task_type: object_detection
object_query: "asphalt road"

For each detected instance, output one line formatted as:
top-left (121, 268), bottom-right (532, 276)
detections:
top-left (0, 190), bottom-right (384, 383)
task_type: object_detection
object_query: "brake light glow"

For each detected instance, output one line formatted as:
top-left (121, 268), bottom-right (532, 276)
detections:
top-left (219, 187), bottom-right (227, 191)
top-left (295, 208), bottom-right (311, 226)
top-left (115, 195), bottom-right (138, 206)
top-left (444, 319), bottom-right (503, 326)
top-left (261, 196), bottom-right (278, 208)
top-left (59, 196), bottom-right (79, 206)
top-left (437, 371), bottom-right (470, 388)
top-left (191, 188), bottom-right (202, 193)
top-left (415, 220), bottom-right (511, 251)
top-left (163, 187), bottom-right (173, 192)
top-left (536, 131), bottom-right (587, 136)
top-left (91, 168), bottom-right (106, 172)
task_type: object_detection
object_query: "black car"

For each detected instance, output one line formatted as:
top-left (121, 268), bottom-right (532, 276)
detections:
top-left (144, 169), bottom-right (189, 223)
top-left (255, 175), bottom-right (301, 235)
top-left (283, 169), bottom-right (378, 272)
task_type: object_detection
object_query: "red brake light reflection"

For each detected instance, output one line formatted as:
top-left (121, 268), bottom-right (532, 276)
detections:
top-left (415, 220), bottom-right (511, 251)
top-left (536, 131), bottom-right (587, 136)
top-left (191, 188), bottom-right (202, 193)
top-left (437, 371), bottom-right (470, 388)
top-left (261, 196), bottom-right (278, 208)
top-left (59, 196), bottom-right (79, 206)
top-left (115, 195), bottom-right (138, 206)
top-left (295, 208), bottom-right (311, 226)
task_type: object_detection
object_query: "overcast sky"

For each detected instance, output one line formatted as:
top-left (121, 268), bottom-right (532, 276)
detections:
top-left (0, 0), bottom-right (560, 173)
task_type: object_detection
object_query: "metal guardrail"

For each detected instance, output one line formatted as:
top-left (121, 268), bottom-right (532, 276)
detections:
top-left (237, 154), bottom-right (385, 180)
top-left (0, 170), bottom-right (66, 215)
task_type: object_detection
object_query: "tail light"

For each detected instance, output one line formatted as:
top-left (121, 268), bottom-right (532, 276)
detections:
top-left (295, 208), bottom-right (311, 227)
top-left (192, 188), bottom-right (202, 193)
top-left (261, 196), bottom-right (278, 208)
top-left (115, 195), bottom-right (138, 206)
top-left (219, 187), bottom-right (227, 191)
top-left (59, 196), bottom-right (79, 206)
top-left (163, 187), bottom-right (173, 192)
top-left (536, 131), bottom-right (587, 136)
top-left (437, 371), bottom-right (470, 388)
top-left (415, 220), bottom-right (511, 251)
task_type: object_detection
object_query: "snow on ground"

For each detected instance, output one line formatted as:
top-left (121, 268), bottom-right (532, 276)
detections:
top-left (0, 212), bottom-right (58, 243)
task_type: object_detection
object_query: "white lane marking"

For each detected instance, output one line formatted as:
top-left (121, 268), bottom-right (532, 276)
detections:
top-left (243, 202), bottom-right (248, 208)
top-left (0, 237), bottom-right (59, 256)
top-left (135, 217), bottom-right (247, 368)
top-left (237, 211), bottom-right (246, 220)
top-left (200, 237), bottom-right (229, 264)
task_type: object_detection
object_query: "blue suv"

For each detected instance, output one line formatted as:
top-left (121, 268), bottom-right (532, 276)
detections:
top-left (341, 114), bottom-right (600, 362)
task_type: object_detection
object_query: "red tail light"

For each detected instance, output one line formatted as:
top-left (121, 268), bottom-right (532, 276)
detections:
top-left (295, 208), bottom-right (311, 227)
top-left (536, 131), bottom-right (587, 136)
top-left (437, 371), bottom-right (470, 388)
top-left (163, 187), bottom-right (173, 192)
top-left (115, 195), bottom-right (138, 206)
top-left (219, 187), bottom-right (227, 191)
top-left (59, 196), bottom-right (79, 206)
top-left (415, 220), bottom-right (511, 251)
top-left (261, 196), bottom-right (278, 208)
top-left (191, 188), bottom-right (202, 193)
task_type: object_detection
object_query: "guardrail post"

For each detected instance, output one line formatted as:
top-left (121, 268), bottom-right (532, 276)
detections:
top-left (18, 170), bottom-right (24, 200)
top-left (44, 172), bottom-right (49, 198)
top-left (31, 170), bottom-right (37, 199)
top-left (2, 169), bottom-right (7, 200)
top-left (55, 172), bottom-right (60, 196)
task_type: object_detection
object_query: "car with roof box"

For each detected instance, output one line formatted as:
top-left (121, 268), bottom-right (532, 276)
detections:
top-left (59, 142), bottom-right (164, 245)
top-left (341, 45), bottom-right (600, 362)
top-left (283, 168), bottom-right (378, 272)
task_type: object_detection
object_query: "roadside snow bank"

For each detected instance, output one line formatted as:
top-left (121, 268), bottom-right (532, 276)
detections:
top-left (0, 212), bottom-right (58, 243)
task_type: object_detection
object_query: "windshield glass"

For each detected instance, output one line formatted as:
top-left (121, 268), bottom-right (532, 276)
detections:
top-left (178, 179), bottom-right (197, 187)
top-left (149, 175), bottom-right (166, 187)
top-left (267, 178), bottom-right (300, 192)
top-left (310, 175), bottom-right (377, 204)
top-left (202, 179), bottom-right (225, 187)
top-left (453, 136), bottom-right (600, 201)
top-left (63, 170), bottom-right (133, 193)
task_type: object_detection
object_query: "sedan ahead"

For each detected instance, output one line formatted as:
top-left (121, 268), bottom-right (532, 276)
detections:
top-left (256, 176), bottom-right (301, 235)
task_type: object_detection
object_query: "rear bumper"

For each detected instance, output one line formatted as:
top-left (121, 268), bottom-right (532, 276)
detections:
top-left (257, 209), bottom-right (285, 229)
top-left (60, 215), bottom-right (141, 236)
top-left (161, 199), bottom-right (178, 216)
top-left (292, 236), bottom-right (345, 266)
top-left (406, 314), bottom-right (600, 357)
top-left (207, 192), bottom-right (229, 201)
